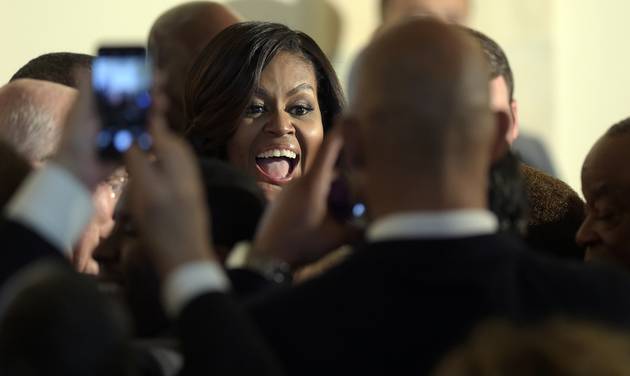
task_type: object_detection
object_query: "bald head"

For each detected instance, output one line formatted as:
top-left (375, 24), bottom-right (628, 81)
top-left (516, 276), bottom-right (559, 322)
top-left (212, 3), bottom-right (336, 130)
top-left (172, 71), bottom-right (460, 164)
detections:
top-left (148, 2), bottom-right (240, 133)
top-left (347, 18), bottom-right (497, 216)
top-left (353, 17), bottom-right (492, 167)
top-left (381, 0), bottom-right (470, 26)
top-left (0, 79), bottom-right (77, 163)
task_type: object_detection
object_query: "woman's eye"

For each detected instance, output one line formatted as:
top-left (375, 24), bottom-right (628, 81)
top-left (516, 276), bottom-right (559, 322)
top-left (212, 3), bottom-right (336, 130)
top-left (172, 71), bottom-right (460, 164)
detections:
top-left (245, 104), bottom-right (266, 116)
top-left (288, 104), bottom-right (313, 116)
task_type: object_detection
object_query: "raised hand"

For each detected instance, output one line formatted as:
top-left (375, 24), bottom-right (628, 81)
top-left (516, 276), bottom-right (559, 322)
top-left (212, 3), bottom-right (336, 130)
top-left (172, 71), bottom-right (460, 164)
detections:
top-left (252, 125), bottom-right (360, 269)
top-left (124, 115), bottom-right (216, 278)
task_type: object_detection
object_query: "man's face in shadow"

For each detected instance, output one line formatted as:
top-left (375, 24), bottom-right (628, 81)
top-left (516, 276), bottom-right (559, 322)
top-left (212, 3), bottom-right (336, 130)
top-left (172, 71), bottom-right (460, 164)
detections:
top-left (577, 134), bottom-right (630, 269)
top-left (489, 75), bottom-right (519, 144)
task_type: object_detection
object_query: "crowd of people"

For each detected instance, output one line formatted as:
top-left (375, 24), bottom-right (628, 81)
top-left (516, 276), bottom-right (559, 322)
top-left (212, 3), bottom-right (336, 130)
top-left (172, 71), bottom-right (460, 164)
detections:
top-left (2, 0), bottom-right (630, 375)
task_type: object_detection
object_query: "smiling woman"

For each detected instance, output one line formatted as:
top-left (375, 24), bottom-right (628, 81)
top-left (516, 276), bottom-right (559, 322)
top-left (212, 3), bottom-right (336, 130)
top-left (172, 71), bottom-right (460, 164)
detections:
top-left (184, 21), bottom-right (345, 201)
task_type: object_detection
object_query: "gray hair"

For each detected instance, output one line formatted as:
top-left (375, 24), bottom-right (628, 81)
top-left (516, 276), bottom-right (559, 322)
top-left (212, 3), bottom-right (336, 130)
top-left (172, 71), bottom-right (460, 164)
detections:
top-left (0, 90), bottom-right (60, 162)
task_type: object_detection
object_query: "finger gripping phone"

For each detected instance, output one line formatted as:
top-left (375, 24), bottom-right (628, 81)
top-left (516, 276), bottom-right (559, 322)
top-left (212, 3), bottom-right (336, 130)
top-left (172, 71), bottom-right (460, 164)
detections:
top-left (93, 46), bottom-right (152, 159)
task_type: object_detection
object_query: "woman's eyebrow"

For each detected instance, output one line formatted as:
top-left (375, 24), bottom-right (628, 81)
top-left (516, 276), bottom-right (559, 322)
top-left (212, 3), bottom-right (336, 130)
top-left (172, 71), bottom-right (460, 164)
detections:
top-left (286, 83), bottom-right (314, 96)
top-left (253, 86), bottom-right (270, 98)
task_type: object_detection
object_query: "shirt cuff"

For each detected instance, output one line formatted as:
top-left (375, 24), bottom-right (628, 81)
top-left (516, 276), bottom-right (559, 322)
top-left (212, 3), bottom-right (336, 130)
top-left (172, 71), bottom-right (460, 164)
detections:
top-left (5, 163), bottom-right (94, 256)
top-left (162, 261), bottom-right (231, 318)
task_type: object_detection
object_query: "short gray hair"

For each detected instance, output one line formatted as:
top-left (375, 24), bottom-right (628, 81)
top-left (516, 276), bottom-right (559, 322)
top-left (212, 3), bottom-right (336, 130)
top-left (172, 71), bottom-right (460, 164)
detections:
top-left (0, 90), bottom-right (61, 162)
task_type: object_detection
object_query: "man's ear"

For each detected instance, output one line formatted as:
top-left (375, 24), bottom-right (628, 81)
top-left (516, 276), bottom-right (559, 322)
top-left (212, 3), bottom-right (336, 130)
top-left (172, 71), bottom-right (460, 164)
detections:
top-left (491, 110), bottom-right (511, 163)
top-left (508, 99), bottom-right (520, 143)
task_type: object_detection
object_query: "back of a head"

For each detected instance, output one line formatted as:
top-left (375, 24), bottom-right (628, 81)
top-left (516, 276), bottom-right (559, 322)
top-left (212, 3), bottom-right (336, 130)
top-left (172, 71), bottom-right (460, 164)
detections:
top-left (200, 158), bottom-right (267, 257)
top-left (10, 52), bottom-right (93, 89)
top-left (433, 319), bottom-right (630, 376)
top-left (0, 140), bottom-right (31, 209)
top-left (460, 26), bottom-right (514, 102)
top-left (0, 79), bottom-right (76, 163)
top-left (0, 262), bottom-right (131, 376)
top-left (381, 0), bottom-right (471, 25)
top-left (148, 1), bottom-right (240, 67)
top-left (354, 17), bottom-right (493, 180)
top-left (521, 164), bottom-right (586, 260)
top-left (148, 1), bottom-right (241, 133)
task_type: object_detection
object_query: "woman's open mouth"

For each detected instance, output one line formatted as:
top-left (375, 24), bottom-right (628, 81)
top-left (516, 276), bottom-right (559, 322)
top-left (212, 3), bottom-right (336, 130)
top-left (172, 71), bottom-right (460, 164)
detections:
top-left (255, 148), bottom-right (300, 184)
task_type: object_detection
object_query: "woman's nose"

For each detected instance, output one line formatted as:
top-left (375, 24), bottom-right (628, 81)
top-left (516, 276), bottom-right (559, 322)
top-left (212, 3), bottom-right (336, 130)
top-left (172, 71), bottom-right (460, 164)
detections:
top-left (264, 110), bottom-right (295, 136)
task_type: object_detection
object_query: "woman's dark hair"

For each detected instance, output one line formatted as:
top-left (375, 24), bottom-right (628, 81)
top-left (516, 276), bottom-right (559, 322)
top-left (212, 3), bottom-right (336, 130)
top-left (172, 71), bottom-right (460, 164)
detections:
top-left (184, 21), bottom-right (345, 159)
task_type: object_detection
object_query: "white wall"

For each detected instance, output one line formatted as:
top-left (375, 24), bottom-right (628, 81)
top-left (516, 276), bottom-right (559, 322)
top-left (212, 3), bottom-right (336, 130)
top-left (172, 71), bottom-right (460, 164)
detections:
top-left (2, 0), bottom-right (630, 193)
top-left (552, 0), bottom-right (630, 193)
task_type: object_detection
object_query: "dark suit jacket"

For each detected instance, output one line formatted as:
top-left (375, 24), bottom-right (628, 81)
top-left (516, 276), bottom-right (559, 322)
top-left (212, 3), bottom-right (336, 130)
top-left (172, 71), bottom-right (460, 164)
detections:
top-left (0, 219), bottom-right (64, 286)
top-left (185, 234), bottom-right (630, 375)
top-left (0, 219), bottom-right (283, 376)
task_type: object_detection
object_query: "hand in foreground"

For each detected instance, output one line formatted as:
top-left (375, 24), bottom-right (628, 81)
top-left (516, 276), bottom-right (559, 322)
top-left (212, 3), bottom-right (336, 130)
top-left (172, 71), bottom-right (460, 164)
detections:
top-left (252, 125), bottom-right (360, 269)
top-left (124, 117), bottom-right (215, 278)
top-left (51, 72), bottom-right (118, 190)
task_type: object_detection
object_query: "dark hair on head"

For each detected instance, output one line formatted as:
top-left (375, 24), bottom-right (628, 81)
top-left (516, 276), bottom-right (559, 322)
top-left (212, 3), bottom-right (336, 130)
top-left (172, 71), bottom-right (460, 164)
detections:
top-left (488, 150), bottom-right (528, 236)
top-left (606, 117), bottom-right (630, 137)
top-left (0, 261), bottom-right (132, 376)
top-left (459, 26), bottom-right (514, 102)
top-left (520, 164), bottom-right (586, 260)
top-left (200, 158), bottom-right (266, 253)
top-left (184, 21), bottom-right (345, 159)
top-left (10, 52), bottom-right (93, 88)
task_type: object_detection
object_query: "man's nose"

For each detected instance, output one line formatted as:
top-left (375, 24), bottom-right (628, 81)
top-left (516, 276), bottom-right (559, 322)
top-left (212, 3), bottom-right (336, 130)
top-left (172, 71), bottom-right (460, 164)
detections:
top-left (264, 110), bottom-right (295, 136)
top-left (575, 215), bottom-right (600, 247)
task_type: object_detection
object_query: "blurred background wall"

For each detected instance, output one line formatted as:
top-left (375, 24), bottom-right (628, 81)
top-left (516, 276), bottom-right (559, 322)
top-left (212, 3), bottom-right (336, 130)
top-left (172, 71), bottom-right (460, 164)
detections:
top-left (2, 0), bottom-right (630, 193)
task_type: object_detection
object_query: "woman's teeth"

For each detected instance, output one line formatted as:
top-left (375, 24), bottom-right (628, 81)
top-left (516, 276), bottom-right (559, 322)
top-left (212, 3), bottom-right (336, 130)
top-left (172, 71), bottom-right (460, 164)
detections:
top-left (256, 149), bottom-right (297, 159)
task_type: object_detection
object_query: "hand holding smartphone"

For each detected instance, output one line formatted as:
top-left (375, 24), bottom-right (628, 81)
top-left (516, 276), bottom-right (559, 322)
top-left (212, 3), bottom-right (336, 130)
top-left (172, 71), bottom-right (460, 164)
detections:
top-left (327, 149), bottom-right (367, 225)
top-left (93, 46), bottom-right (152, 159)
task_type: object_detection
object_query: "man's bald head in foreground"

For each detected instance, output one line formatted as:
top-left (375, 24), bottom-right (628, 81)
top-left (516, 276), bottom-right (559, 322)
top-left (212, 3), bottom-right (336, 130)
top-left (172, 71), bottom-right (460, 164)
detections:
top-left (346, 18), bottom-right (505, 218)
top-left (148, 1), bottom-right (241, 133)
top-left (381, 0), bottom-right (470, 26)
top-left (0, 79), bottom-right (77, 164)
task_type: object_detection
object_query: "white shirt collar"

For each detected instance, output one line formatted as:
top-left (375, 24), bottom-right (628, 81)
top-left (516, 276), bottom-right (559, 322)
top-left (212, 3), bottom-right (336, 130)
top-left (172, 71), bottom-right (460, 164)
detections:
top-left (367, 209), bottom-right (499, 242)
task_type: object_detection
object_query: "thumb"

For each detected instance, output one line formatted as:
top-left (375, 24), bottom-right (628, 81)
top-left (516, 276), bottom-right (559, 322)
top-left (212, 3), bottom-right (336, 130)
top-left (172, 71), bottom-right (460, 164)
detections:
top-left (305, 123), bottom-right (344, 185)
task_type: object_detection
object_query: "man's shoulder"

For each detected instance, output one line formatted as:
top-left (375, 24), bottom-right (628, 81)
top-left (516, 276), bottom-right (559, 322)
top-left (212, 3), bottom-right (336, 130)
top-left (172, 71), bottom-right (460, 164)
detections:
top-left (353, 233), bottom-right (529, 266)
top-left (0, 217), bottom-right (62, 252)
top-left (275, 233), bottom-right (531, 300)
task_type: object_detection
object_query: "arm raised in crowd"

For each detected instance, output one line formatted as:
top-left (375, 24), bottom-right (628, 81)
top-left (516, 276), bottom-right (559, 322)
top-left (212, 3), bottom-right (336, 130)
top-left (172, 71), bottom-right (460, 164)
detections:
top-left (251, 124), bottom-right (356, 269)
top-left (124, 117), bottom-right (284, 376)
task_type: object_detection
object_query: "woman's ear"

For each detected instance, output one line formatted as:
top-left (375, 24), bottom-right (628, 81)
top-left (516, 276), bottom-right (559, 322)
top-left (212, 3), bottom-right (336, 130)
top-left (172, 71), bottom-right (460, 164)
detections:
top-left (491, 110), bottom-right (511, 163)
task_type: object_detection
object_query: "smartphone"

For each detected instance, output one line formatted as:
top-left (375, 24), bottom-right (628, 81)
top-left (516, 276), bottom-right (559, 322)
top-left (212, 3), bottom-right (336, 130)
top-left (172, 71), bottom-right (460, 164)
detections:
top-left (93, 46), bottom-right (152, 159)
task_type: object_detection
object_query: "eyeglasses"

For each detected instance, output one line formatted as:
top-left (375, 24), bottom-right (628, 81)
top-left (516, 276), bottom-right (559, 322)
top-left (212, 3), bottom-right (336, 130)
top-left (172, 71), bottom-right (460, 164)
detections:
top-left (105, 168), bottom-right (128, 200)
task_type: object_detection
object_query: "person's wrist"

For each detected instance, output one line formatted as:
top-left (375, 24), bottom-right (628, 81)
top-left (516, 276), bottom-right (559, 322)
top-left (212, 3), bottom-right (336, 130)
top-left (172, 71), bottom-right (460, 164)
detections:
top-left (244, 245), bottom-right (294, 283)
top-left (251, 242), bottom-right (302, 269)
top-left (154, 241), bottom-right (218, 280)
